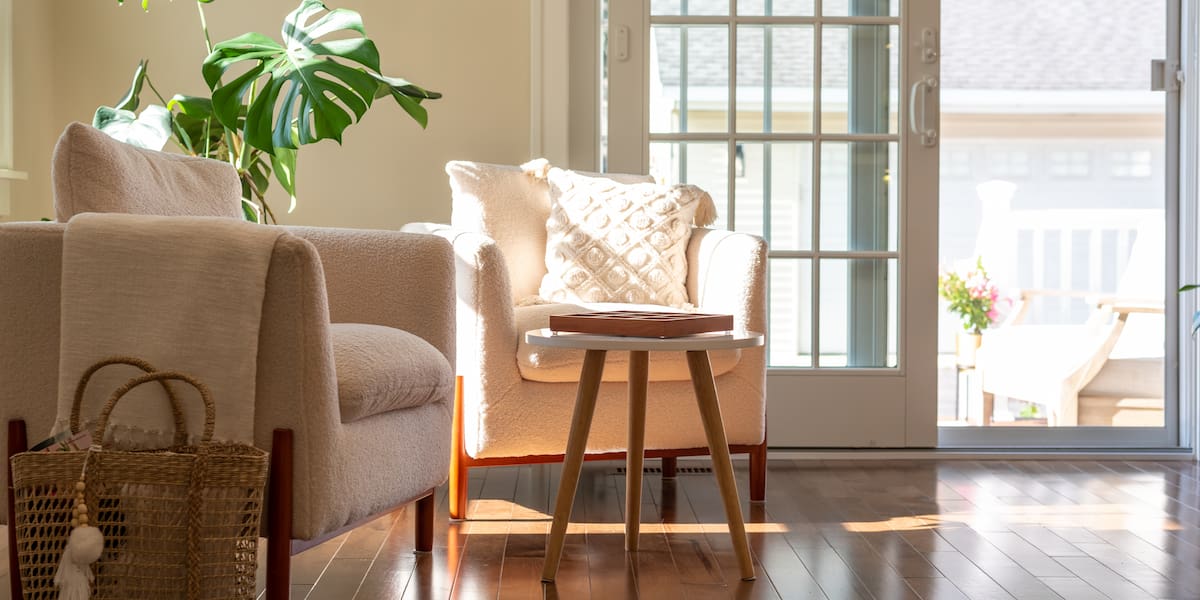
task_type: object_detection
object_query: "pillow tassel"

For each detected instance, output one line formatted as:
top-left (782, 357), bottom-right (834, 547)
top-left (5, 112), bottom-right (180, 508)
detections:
top-left (520, 158), bottom-right (552, 181)
top-left (690, 187), bottom-right (718, 227)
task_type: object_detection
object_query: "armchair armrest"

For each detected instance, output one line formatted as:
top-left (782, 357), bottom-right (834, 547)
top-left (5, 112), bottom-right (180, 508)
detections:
top-left (402, 224), bottom-right (522, 389)
top-left (284, 226), bottom-right (455, 366)
top-left (686, 228), bottom-right (768, 332)
top-left (1086, 295), bottom-right (1165, 315)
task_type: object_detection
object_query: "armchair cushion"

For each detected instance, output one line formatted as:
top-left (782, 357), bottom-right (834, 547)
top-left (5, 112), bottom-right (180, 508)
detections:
top-left (331, 323), bottom-right (454, 423)
top-left (514, 302), bottom-right (740, 382)
top-left (537, 166), bottom-right (717, 306)
top-left (52, 122), bottom-right (243, 221)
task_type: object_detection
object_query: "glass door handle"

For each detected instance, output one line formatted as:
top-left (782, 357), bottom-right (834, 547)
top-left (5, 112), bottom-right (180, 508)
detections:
top-left (908, 76), bottom-right (939, 147)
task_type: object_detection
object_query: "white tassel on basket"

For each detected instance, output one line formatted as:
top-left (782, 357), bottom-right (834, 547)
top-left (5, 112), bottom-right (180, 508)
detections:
top-left (56, 452), bottom-right (104, 599)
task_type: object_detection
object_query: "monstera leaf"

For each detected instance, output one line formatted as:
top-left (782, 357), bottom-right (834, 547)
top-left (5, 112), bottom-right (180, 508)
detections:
top-left (202, 0), bottom-right (440, 156)
top-left (93, 104), bottom-right (173, 151)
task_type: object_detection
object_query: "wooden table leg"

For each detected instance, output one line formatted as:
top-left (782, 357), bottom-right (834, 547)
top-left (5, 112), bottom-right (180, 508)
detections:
top-left (625, 350), bottom-right (649, 552)
top-left (542, 349), bottom-right (607, 583)
top-left (685, 350), bottom-right (755, 581)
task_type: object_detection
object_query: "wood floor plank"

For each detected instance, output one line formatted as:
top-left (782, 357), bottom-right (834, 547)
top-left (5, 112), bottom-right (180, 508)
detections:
top-left (290, 533), bottom-right (350, 585)
top-left (785, 537), bottom-right (875, 600)
top-left (859, 532), bottom-right (944, 579)
top-left (903, 577), bottom-right (970, 600)
top-left (922, 551), bottom-right (1015, 600)
top-left (496, 533), bottom-right (546, 600)
top-left (822, 532), bottom-right (919, 600)
top-left (306, 558), bottom-right (373, 600)
top-left (1010, 526), bottom-right (1088, 558)
top-left (1053, 556), bottom-right (1156, 600)
top-left (1073, 542), bottom-right (1176, 599)
top-left (974, 531), bottom-right (1074, 577)
top-left (749, 533), bottom-right (827, 600)
top-left (1090, 528), bottom-right (1200, 596)
top-left (353, 506), bottom-right (417, 600)
top-left (1036, 576), bottom-right (1107, 599)
top-left (625, 473), bottom-right (688, 600)
top-left (400, 473), bottom-right (486, 600)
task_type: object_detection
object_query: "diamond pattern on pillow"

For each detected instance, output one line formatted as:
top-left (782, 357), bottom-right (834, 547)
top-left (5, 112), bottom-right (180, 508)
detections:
top-left (538, 167), bottom-right (716, 306)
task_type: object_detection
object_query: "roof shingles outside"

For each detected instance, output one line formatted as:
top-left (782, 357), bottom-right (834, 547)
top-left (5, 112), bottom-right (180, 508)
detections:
top-left (653, 0), bottom-right (1164, 91)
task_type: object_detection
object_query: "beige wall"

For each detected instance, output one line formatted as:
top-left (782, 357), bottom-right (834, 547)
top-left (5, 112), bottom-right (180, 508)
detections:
top-left (7, 0), bottom-right (532, 227)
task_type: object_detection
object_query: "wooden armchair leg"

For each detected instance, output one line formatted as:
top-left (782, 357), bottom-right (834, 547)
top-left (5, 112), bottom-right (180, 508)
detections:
top-left (266, 428), bottom-right (294, 600)
top-left (449, 376), bottom-right (468, 520)
top-left (7, 419), bottom-right (28, 600)
top-left (749, 442), bottom-right (767, 503)
top-left (415, 491), bottom-right (435, 553)
top-left (661, 456), bottom-right (677, 479)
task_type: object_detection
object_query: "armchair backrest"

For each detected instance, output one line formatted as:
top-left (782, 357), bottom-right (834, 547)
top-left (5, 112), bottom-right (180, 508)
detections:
top-left (52, 122), bottom-right (243, 222)
top-left (446, 160), bottom-right (654, 303)
top-left (447, 162), bottom-right (551, 302)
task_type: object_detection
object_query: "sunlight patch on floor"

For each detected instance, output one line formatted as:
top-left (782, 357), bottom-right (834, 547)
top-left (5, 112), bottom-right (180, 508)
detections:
top-left (457, 520), bottom-right (789, 535)
top-left (840, 504), bottom-right (1184, 533)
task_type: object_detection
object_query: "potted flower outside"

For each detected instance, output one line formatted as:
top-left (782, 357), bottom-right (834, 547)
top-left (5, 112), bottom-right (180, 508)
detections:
top-left (938, 257), bottom-right (1000, 367)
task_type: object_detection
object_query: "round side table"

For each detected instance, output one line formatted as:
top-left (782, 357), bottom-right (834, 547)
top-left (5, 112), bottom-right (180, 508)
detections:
top-left (525, 329), bottom-right (765, 583)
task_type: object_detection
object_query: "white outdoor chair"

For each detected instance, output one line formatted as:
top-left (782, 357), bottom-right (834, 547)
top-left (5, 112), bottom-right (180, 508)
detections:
top-left (976, 214), bottom-right (1165, 426)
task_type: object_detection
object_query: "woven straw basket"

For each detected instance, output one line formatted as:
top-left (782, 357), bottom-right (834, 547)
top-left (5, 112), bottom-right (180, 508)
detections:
top-left (10, 357), bottom-right (269, 600)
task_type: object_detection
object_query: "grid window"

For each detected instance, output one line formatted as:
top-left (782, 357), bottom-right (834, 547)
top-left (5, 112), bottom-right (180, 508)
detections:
top-left (1048, 150), bottom-right (1091, 178)
top-left (988, 149), bottom-right (1031, 178)
top-left (941, 148), bottom-right (972, 179)
top-left (1110, 150), bottom-right (1153, 178)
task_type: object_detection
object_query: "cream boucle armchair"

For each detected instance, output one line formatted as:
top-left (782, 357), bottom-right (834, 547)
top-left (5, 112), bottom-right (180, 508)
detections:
top-left (406, 161), bottom-right (768, 519)
top-left (2, 123), bottom-right (455, 600)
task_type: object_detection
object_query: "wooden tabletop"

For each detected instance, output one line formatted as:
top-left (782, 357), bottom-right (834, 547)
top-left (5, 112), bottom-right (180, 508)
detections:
top-left (525, 329), bottom-right (764, 351)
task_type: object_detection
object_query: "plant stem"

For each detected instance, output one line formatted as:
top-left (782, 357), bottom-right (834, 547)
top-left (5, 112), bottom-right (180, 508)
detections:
top-left (142, 73), bottom-right (192, 154)
top-left (202, 116), bottom-right (212, 157)
top-left (143, 73), bottom-right (169, 106)
top-left (238, 80), bottom-right (258, 171)
top-left (196, 1), bottom-right (213, 55)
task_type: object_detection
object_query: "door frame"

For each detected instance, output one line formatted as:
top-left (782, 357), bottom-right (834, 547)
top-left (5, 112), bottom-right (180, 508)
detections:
top-left (937, 0), bottom-right (1186, 450)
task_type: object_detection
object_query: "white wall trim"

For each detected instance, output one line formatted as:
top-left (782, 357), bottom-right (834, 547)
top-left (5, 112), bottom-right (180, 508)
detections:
top-left (665, 449), bottom-right (1195, 461)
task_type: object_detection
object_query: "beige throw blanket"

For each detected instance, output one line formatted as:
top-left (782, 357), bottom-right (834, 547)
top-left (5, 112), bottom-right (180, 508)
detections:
top-left (56, 213), bottom-right (284, 446)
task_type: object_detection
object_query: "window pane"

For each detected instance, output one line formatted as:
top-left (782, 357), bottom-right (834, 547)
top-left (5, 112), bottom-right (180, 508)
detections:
top-left (819, 258), bottom-right (898, 368)
top-left (770, 258), bottom-right (812, 367)
top-left (651, 25), bottom-right (730, 133)
top-left (652, 0), bottom-right (729, 16)
top-left (650, 142), bottom-right (730, 229)
top-left (819, 141), bottom-right (898, 251)
top-left (820, 25), bottom-right (899, 134)
top-left (738, 0), bottom-right (814, 17)
top-left (937, 1), bottom-right (1165, 426)
top-left (735, 142), bottom-right (812, 249)
top-left (736, 25), bottom-right (814, 134)
top-left (822, 0), bottom-right (899, 17)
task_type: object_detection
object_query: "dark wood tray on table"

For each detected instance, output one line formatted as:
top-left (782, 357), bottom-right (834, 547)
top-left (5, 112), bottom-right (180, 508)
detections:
top-left (548, 310), bottom-right (734, 338)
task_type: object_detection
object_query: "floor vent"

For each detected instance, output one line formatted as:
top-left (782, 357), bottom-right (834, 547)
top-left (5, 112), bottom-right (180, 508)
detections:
top-left (614, 466), bottom-right (713, 475)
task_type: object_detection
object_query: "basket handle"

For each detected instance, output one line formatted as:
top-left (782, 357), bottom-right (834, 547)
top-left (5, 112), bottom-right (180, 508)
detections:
top-left (71, 356), bottom-right (189, 447)
top-left (93, 371), bottom-right (216, 448)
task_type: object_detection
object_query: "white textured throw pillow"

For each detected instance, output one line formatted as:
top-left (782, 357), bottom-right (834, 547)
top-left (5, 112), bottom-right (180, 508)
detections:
top-left (530, 164), bottom-right (716, 306)
top-left (445, 160), bottom-right (654, 304)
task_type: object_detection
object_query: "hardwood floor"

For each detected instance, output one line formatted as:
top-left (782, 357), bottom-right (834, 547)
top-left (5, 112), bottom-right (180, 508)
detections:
top-left (6, 458), bottom-right (1200, 599)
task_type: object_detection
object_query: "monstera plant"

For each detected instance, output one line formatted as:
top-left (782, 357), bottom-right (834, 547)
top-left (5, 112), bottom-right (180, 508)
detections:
top-left (97, 0), bottom-right (440, 222)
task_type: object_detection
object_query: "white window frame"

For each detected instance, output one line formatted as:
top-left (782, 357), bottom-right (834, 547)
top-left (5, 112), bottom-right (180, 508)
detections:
top-left (0, 0), bottom-right (28, 216)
